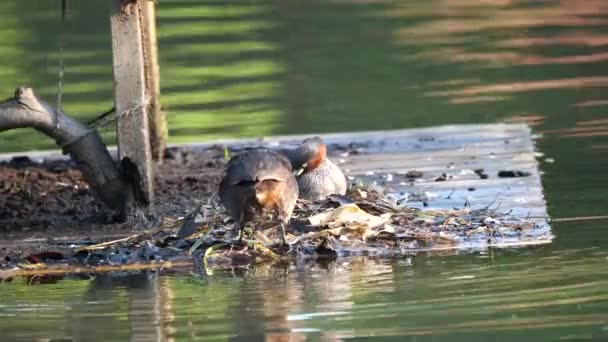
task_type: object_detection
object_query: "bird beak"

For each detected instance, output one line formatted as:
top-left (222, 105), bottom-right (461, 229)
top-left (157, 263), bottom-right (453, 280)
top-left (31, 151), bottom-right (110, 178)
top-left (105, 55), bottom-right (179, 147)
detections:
top-left (295, 163), bottom-right (307, 176)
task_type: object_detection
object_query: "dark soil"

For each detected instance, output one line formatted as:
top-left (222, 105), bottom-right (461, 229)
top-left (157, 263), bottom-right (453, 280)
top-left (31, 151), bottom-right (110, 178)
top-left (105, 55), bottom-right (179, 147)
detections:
top-left (0, 146), bottom-right (226, 243)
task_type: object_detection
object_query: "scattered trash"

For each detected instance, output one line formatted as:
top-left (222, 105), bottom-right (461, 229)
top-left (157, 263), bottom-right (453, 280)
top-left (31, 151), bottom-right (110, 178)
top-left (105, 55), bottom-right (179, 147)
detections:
top-left (498, 170), bottom-right (531, 178)
top-left (404, 170), bottom-right (423, 179)
top-left (435, 173), bottom-right (455, 182)
top-left (460, 169), bottom-right (476, 176)
top-left (474, 168), bottom-right (489, 179)
top-left (418, 137), bottom-right (435, 142)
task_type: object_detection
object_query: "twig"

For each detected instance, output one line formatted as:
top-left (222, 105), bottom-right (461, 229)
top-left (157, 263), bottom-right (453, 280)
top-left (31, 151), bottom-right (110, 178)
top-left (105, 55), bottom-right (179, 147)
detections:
top-left (80, 234), bottom-right (139, 251)
top-left (87, 106), bottom-right (115, 127)
top-left (79, 220), bottom-right (179, 251)
top-left (0, 260), bottom-right (193, 279)
top-left (553, 215), bottom-right (608, 222)
top-left (445, 189), bottom-right (456, 200)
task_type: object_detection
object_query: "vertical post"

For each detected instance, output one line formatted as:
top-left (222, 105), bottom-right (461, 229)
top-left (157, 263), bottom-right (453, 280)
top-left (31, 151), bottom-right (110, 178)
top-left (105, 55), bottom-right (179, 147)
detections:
top-left (141, 1), bottom-right (168, 163)
top-left (110, 0), bottom-right (154, 205)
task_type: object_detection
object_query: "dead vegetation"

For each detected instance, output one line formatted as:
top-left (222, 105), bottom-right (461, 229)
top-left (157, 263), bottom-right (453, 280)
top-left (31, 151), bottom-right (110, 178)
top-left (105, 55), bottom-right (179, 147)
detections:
top-left (0, 182), bottom-right (547, 278)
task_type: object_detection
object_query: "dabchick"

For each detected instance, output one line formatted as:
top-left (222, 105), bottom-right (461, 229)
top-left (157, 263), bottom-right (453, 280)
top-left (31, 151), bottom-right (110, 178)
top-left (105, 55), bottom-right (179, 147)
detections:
top-left (219, 149), bottom-right (298, 244)
top-left (284, 136), bottom-right (348, 201)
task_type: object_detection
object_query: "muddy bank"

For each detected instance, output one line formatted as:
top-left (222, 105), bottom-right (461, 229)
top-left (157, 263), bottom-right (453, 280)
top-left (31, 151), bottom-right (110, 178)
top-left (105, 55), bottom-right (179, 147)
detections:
top-left (0, 146), bottom-right (226, 242)
top-left (0, 176), bottom-right (549, 279)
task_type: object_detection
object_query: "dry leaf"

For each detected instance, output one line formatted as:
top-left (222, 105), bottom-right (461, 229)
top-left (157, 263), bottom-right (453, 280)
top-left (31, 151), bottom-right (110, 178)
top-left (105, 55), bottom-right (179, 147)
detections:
top-left (307, 203), bottom-right (390, 229)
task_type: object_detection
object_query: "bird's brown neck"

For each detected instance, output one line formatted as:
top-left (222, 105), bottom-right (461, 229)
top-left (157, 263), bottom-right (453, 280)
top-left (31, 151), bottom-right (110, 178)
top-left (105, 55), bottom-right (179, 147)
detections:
top-left (305, 144), bottom-right (326, 172)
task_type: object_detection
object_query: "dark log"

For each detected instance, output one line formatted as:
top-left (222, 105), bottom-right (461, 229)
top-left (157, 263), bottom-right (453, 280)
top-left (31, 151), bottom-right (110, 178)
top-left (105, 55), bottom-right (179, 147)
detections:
top-left (0, 87), bottom-right (129, 214)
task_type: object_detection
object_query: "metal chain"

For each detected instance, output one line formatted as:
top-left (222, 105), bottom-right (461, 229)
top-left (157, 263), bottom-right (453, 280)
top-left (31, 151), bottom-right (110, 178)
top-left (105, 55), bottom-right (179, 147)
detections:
top-left (55, 0), bottom-right (67, 131)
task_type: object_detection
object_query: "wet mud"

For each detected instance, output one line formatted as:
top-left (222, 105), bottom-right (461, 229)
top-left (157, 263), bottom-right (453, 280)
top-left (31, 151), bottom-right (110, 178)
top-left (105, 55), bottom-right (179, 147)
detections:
top-left (0, 146), bottom-right (226, 242)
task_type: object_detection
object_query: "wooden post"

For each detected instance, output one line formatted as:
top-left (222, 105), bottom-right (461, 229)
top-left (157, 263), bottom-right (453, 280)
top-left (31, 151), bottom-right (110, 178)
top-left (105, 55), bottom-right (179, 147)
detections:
top-left (141, 0), bottom-right (168, 163)
top-left (110, 0), bottom-right (154, 205)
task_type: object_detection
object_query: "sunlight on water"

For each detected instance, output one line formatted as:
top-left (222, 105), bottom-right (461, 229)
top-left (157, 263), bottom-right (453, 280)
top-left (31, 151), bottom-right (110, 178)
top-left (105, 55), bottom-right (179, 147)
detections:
top-left (0, 0), bottom-right (608, 340)
top-left (1, 250), bottom-right (607, 340)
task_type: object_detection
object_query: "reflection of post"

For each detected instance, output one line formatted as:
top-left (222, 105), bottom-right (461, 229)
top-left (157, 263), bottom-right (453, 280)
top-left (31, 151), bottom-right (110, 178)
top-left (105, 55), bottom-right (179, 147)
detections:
top-left (260, 268), bottom-right (306, 342)
top-left (68, 273), bottom-right (174, 341)
top-left (141, 0), bottom-right (168, 163)
top-left (127, 273), bottom-right (173, 342)
top-left (73, 273), bottom-right (175, 341)
top-left (110, 0), bottom-right (154, 205)
top-left (158, 277), bottom-right (176, 341)
top-left (229, 267), bottom-right (307, 341)
top-left (228, 264), bottom-right (360, 341)
top-left (68, 275), bottom-right (125, 341)
top-left (294, 262), bottom-right (354, 340)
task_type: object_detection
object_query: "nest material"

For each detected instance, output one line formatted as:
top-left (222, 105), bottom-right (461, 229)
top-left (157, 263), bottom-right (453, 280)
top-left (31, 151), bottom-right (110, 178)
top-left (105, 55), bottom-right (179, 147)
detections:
top-left (0, 185), bottom-right (547, 277)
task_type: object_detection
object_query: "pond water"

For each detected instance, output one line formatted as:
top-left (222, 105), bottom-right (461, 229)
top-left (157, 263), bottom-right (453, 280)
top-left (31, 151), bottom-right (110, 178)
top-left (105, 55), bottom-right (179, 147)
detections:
top-left (1, 0), bottom-right (608, 340)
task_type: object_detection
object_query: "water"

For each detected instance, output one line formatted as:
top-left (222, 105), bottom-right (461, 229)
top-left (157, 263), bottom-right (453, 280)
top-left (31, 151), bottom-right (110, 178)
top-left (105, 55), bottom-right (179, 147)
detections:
top-left (1, 0), bottom-right (608, 340)
top-left (1, 250), bottom-right (607, 340)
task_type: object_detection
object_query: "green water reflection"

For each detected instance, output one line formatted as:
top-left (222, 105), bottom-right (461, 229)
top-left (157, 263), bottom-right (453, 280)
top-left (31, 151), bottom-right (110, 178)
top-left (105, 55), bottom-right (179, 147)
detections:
top-left (0, 0), bottom-right (607, 340)
top-left (1, 249), bottom-right (607, 341)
